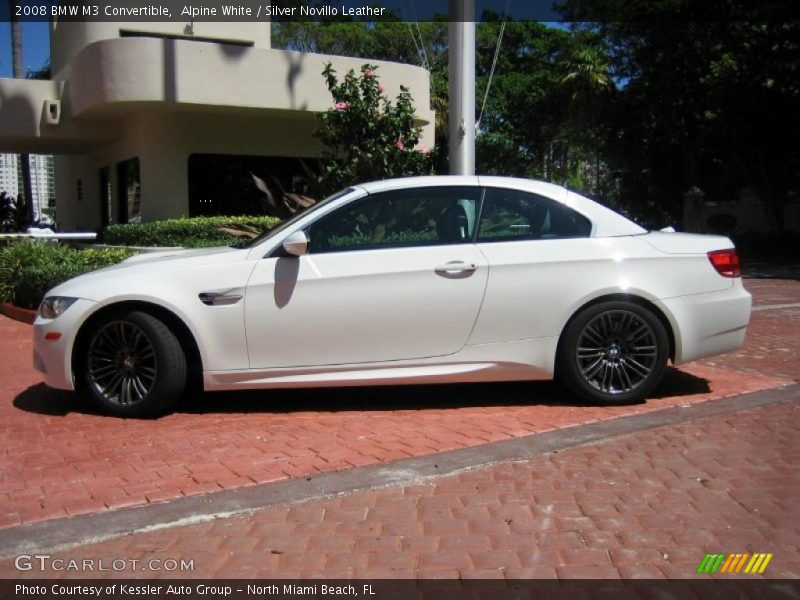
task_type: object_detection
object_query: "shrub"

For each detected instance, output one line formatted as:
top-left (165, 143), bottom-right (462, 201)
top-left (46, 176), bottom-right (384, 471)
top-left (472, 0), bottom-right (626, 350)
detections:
top-left (101, 216), bottom-right (280, 248)
top-left (316, 63), bottom-right (432, 195)
top-left (0, 241), bottom-right (134, 309)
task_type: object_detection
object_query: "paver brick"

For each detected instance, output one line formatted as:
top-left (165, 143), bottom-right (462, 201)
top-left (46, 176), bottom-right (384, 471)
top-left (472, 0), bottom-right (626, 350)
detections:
top-left (418, 551), bottom-right (473, 569)
top-left (438, 534), bottom-right (491, 552)
top-left (470, 550), bottom-right (522, 569)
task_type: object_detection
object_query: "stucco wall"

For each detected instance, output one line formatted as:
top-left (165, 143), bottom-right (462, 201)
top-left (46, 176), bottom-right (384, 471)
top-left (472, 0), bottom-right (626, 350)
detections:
top-left (64, 38), bottom-right (433, 124)
top-left (51, 21), bottom-right (272, 78)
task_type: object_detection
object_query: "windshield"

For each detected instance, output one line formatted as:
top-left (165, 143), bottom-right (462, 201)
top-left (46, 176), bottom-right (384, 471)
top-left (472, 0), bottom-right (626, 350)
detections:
top-left (233, 188), bottom-right (355, 249)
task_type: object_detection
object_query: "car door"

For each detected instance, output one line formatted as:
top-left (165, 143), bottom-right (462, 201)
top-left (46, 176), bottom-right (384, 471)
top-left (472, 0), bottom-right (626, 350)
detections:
top-left (469, 186), bottom-right (597, 344)
top-left (244, 186), bottom-right (488, 368)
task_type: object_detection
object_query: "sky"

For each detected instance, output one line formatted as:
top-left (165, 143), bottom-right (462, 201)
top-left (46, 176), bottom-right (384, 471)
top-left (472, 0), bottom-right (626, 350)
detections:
top-left (1, 20), bottom-right (50, 77)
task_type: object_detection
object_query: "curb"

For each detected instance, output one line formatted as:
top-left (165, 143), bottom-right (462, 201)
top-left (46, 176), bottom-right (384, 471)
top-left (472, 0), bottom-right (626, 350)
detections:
top-left (0, 302), bottom-right (36, 324)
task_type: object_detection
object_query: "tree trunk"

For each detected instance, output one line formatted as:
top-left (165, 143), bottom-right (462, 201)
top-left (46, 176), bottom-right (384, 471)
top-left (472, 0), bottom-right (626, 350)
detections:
top-left (11, 15), bottom-right (35, 226)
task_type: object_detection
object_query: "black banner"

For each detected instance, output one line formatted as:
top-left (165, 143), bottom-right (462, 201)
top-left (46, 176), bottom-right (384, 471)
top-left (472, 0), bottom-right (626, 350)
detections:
top-left (3, 0), bottom-right (798, 23)
top-left (3, 579), bottom-right (800, 600)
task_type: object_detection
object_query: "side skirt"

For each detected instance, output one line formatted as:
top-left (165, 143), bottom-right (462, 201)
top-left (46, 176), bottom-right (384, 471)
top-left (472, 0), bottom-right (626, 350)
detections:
top-left (203, 337), bottom-right (558, 391)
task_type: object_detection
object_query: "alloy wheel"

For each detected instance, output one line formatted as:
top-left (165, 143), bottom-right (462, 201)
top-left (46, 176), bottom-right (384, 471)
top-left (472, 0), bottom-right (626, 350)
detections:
top-left (87, 320), bottom-right (158, 406)
top-left (575, 309), bottom-right (658, 395)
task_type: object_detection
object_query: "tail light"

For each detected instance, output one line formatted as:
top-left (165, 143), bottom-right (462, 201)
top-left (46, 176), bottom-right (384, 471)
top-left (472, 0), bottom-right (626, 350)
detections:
top-left (707, 249), bottom-right (741, 278)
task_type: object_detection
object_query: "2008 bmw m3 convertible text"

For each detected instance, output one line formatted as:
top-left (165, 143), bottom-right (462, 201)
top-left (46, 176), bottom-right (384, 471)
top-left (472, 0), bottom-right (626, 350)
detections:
top-left (33, 176), bottom-right (751, 416)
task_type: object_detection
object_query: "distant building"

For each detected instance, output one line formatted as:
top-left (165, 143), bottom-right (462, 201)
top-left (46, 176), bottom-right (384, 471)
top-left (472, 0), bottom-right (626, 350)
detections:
top-left (0, 153), bottom-right (56, 221)
top-left (0, 21), bottom-right (434, 229)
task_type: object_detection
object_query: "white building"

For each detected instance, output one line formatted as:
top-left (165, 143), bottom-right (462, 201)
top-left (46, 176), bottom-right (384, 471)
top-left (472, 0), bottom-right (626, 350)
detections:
top-left (0, 153), bottom-right (56, 222)
top-left (0, 21), bottom-right (434, 229)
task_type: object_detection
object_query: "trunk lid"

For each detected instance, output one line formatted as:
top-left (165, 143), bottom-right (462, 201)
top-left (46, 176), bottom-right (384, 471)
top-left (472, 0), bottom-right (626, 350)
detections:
top-left (643, 231), bottom-right (735, 254)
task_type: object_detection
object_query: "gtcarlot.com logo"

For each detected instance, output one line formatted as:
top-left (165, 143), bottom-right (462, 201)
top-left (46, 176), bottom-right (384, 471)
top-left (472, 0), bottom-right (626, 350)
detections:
top-left (697, 552), bottom-right (773, 574)
top-left (14, 554), bottom-right (194, 572)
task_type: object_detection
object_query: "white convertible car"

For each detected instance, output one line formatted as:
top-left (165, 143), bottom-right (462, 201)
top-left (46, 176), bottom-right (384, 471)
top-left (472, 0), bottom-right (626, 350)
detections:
top-left (33, 177), bottom-right (751, 416)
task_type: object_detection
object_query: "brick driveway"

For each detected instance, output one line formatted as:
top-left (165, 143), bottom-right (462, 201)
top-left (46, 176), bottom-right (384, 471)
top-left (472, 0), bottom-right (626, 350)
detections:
top-left (2, 393), bottom-right (798, 579)
top-left (1, 277), bottom-right (798, 552)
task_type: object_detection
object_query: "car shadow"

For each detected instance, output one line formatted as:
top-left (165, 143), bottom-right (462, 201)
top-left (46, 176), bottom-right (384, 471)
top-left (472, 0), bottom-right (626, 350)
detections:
top-left (12, 384), bottom-right (103, 417)
top-left (13, 367), bottom-right (710, 418)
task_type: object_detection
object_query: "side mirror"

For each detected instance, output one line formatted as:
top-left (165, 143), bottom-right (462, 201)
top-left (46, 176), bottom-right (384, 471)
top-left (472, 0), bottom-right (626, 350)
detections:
top-left (282, 230), bottom-right (309, 257)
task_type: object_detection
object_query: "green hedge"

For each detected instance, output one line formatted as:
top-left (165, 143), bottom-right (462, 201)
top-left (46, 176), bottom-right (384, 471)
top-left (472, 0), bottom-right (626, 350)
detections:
top-left (102, 216), bottom-right (280, 248)
top-left (0, 242), bottom-right (134, 309)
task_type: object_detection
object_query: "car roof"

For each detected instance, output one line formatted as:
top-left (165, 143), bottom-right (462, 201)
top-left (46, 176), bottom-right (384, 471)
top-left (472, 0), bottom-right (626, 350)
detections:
top-left (356, 175), bottom-right (567, 196)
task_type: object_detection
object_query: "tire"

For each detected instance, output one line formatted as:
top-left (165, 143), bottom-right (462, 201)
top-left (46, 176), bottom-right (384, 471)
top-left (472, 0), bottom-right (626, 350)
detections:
top-left (81, 310), bottom-right (187, 417)
top-left (557, 301), bottom-right (669, 405)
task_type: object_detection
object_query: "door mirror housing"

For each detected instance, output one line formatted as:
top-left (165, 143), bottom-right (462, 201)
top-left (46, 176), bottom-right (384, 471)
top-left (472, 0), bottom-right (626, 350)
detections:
top-left (282, 230), bottom-right (309, 256)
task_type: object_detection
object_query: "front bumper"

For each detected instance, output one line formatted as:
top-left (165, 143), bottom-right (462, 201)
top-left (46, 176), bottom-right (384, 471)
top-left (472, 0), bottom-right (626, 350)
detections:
top-left (660, 279), bottom-right (752, 365)
top-left (32, 298), bottom-right (98, 390)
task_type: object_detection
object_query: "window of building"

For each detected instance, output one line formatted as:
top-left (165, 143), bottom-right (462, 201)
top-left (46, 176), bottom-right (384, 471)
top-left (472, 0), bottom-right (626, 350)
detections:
top-left (477, 188), bottom-right (592, 242)
top-left (117, 158), bottom-right (141, 224)
top-left (99, 167), bottom-right (112, 225)
top-left (187, 154), bottom-right (316, 217)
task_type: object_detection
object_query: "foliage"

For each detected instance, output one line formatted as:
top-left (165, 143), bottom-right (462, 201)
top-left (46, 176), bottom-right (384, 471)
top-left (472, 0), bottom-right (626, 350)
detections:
top-left (26, 60), bottom-right (51, 80)
top-left (556, 5), bottom-right (800, 230)
top-left (274, 19), bottom-right (611, 191)
top-left (0, 242), bottom-right (134, 309)
top-left (101, 216), bottom-right (280, 248)
top-left (274, 13), bottom-right (799, 233)
top-left (315, 63), bottom-right (433, 194)
top-left (274, 19), bottom-right (450, 171)
top-left (474, 20), bottom-right (610, 186)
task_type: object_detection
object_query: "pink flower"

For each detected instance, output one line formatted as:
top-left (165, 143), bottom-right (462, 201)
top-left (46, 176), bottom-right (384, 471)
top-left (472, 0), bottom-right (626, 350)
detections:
top-left (395, 139), bottom-right (405, 150)
top-left (364, 70), bottom-right (375, 79)
top-left (334, 101), bottom-right (350, 110)
top-left (377, 85), bottom-right (384, 94)
top-left (417, 145), bottom-right (429, 154)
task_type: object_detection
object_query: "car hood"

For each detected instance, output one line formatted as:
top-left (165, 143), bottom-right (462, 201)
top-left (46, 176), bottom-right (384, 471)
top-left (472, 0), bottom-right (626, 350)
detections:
top-left (121, 245), bottom-right (240, 265)
top-left (47, 245), bottom-right (248, 300)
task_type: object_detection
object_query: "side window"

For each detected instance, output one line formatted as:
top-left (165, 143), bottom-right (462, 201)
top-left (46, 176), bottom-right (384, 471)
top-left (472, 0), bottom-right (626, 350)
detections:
top-left (307, 187), bottom-right (480, 253)
top-left (477, 188), bottom-right (592, 242)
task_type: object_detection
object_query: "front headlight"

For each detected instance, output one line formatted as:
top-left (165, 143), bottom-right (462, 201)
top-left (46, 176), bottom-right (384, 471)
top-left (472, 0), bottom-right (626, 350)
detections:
top-left (38, 296), bottom-right (78, 320)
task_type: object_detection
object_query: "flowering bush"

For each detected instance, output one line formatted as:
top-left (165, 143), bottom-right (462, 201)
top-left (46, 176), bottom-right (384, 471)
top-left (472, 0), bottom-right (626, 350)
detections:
top-left (316, 63), bottom-right (432, 194)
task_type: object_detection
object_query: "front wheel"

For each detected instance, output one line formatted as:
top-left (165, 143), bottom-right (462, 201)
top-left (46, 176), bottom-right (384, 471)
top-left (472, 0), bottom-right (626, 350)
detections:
top-left (557, 301), bottom-right (669, 405)
top-left (82, 310), bottom-right (186, 417)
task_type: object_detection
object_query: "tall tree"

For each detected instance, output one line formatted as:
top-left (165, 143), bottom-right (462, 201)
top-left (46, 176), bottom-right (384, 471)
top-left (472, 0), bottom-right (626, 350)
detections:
top-left (557, 0), bottom-right (800, 230)
top-left (559, 40), bottom-right (611, 193)
top-left (272, 19), bottom-right (613, 189)
top-left (10, 12), bottom-right (34, 226)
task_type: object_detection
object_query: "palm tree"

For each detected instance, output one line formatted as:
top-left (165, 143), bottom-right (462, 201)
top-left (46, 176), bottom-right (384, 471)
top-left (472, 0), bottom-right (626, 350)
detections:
top-left (10, 13), bottom-right (35, 227)
top-left (560, 45), bottom-right (612, 192)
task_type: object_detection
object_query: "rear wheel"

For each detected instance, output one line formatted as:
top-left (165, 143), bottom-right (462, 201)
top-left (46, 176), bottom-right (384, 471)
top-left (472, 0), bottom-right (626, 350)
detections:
top-left (82, 310), bottom-right (186, 417)
top-left (557, 301), bottom-right (668, 405)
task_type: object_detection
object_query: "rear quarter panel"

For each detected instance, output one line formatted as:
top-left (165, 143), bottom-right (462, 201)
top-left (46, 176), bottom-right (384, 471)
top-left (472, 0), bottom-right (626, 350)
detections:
top-left (469, 235), bottom-right (731, 345)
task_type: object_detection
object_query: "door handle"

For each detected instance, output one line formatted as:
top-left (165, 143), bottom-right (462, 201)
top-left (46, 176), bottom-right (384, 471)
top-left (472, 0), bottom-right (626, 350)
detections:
top-left (435, 261), bottom-right (477, 275)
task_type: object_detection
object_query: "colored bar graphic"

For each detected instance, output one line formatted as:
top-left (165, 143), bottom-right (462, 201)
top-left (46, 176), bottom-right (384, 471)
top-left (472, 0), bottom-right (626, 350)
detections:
top-left (699, 552), bottom-right (773, 574)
